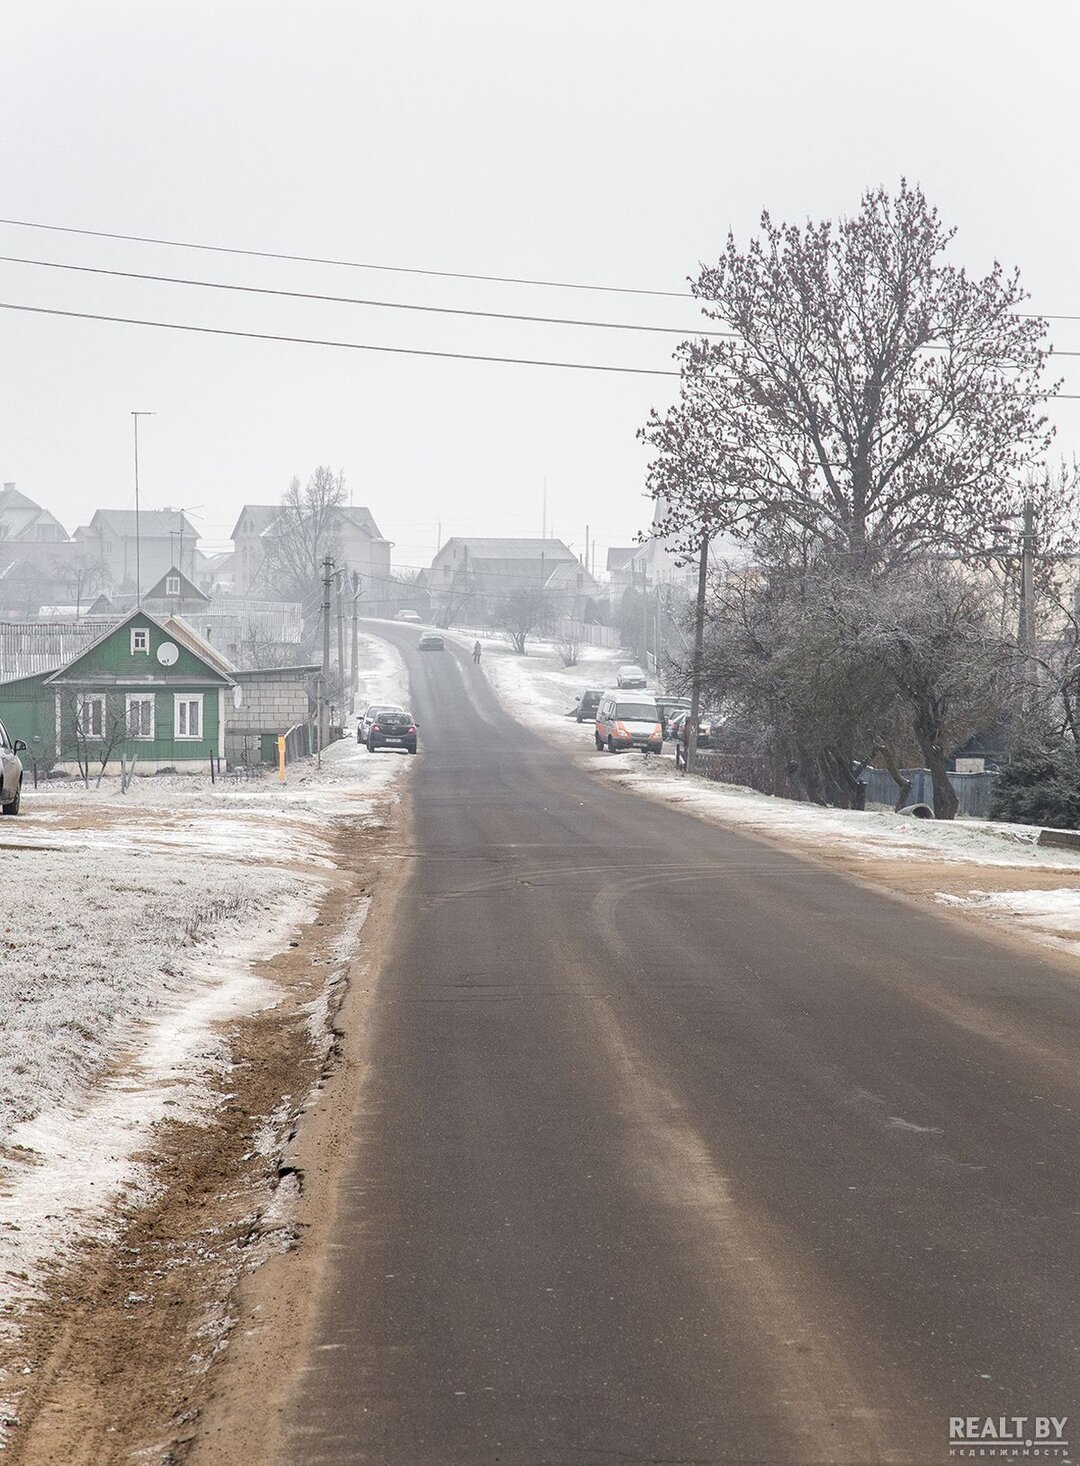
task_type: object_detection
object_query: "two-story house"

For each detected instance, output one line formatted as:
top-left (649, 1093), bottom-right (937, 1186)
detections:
top-left (75, 509), bottom-right (199, 593)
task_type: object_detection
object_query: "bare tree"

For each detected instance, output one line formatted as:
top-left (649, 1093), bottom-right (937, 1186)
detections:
top-left (493, 587), bottom-right (561, 655)
top-left (54, 547), bottom-right (105, 615)
top-left (556, 632), bottom-right (581, 667)
top-left (838, 567), bottom-right (1016, 818)
top-left (643, 182), bottom-right (1056, 571)
top-left (257, 467), bottom-right (347, 643)
top-left (69, 690), bottom-right (130, 789)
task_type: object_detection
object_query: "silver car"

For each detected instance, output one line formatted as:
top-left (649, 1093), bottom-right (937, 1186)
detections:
top-left (358, 703), bottom-right (405, 744)
top-left (0, 718), bottom-right (25, 815)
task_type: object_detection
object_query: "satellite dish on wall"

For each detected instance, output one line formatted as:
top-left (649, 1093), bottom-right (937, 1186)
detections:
top-left (157, 641), bottom-right (179, 667)
top-left (233, 685), bottom-right (243, 709)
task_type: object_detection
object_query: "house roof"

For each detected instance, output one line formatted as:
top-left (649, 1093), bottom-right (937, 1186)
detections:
top-left (543, 559), bottom-right (602, 593)
top-left (43, 608), bottom-right (234, 686)
top-left (230, 504), bottom-right (280, 540)
top-left (435, 537), bottom-right (578, 562)
top-left (144, 566), bottom-right (210, 603)
top-left (161, 615), bottom-right (237, 674)
top-left (88, 509), bottom-right (198, 538)
top-left (0, 486), bottom-right (39, 513)
top-left (606, 546), bottom-right (638, 572)
top-left (336, 505), bottom-right (385, 538)
top-left (0, 486), bottom-right (69, 541)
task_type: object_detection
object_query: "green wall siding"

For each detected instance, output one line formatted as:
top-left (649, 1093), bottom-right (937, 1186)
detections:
top-left (0, 677), bottom-right (54, 759)
top-left (0, 616), bottom-right (228, 766)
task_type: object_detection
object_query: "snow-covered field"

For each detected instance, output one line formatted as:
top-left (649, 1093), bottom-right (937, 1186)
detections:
top-left (0, 632), bottom-right (411, 1362)
top-left (456, 629), bottom-right (1080, 959)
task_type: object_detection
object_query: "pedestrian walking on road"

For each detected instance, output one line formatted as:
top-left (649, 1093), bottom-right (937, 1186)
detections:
top-left (473, 640), bottom-right (482, 663)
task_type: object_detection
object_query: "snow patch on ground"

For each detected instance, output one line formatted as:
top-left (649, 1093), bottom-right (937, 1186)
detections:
top-left (0, 894), bottom-right (311, 1334)
top-left (0, 628), bottom-right (408, 1362)
top-left (598, 756), bottom-right (1080, 872)
top-left (935, 887), bottom-right (1080, 955)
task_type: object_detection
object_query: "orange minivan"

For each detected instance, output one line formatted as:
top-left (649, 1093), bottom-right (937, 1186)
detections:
top-left (594, 691), bottom-right (663, 754)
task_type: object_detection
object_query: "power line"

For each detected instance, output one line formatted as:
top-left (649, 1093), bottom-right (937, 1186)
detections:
top-left (3, 296), bottom-right (1079, 395)
top-left (0, 216), bottom-right (691, 300)
top-left (0, 253), bottom-right (732, 339)
top-left (0, 300), bottom-right (679, 378)
top-left (3, 216), bottom-right (1080, 325)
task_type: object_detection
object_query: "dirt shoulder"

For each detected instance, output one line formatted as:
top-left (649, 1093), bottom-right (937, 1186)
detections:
top-left (4, 806), bottom-right (401, 1466)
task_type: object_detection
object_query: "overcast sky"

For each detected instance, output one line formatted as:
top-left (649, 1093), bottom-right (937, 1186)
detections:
top-left (1, 1), bottom-right (1078, 573)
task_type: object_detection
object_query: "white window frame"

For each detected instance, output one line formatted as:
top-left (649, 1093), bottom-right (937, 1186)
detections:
top-left (165, 575), bottom-right (181, 596)
top-left (174, 693), bottom-right (203, 741)
top-left (76, 693), bottom-right (106, 739)
top-left (126, 694), bottom-right (155, 741)
top-left (131, 626), bottom-right (150, 655)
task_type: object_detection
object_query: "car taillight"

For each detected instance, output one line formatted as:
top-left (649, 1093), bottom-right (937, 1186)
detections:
top-left (407, 726), bottom-right (416, 734)
top-left (371, 724), bottom-right (380, 733)
top-left (653, 724), bottom-right (661, 737)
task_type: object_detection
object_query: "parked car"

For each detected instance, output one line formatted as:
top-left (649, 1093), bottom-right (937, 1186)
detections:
top-left (0, 718), bottom-right (25, 815)
top-left (668, 711), bottom-right (718, 751)
top-left (574, 688), bottom-right (604, 723)
top-left (358, 703), bottom-right (405, 743)
top-left (418, 633), bottom-right (445, 651)
top-left (394, 609), bottom-right (422, 623)
top-left (594, 691), bottom-right (663, 754)
top-left (367, 709), bottom-right (418, 755)
top-left (616, 664), bottom-right (648, 689)
top-left (656, 695), bottom-right (692, 738)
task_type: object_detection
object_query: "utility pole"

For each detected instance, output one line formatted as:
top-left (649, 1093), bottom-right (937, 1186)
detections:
top-left (320, 555), bottom-right (333, 752)
top-left (351, 570), bottom-right (360, 708)
top-left (131, 411), bottom-right (155, 607)
top-left (336, 572), bottom-right (346, 692)
top-left (685, 531), bottom-right (710, 776)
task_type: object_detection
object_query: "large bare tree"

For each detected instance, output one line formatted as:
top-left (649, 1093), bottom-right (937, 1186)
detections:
top-left (258, 467), bottom-right (347, 638)
top-left (644, 183), bottom-right (1056, 571)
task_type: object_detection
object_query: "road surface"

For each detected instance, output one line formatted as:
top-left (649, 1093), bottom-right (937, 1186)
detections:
top-left (281, 629), bottom-right (1080, 1465)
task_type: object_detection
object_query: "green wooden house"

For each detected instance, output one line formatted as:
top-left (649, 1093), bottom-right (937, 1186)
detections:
top-left (0, 608), bottom-right (233, 773)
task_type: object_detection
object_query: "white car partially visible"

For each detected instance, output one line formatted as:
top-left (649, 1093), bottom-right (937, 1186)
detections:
top-left (0, 717), bottom-right (25, 815)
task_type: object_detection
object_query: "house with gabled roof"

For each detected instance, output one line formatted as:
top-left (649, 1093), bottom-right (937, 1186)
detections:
top-left (88, 566), bottom-right (211, 619)
top-left (231, 500), bottom-right (391, 600)
top-left (0, 609), bottom-right (231, 772)
top-left (0, 607), bottom-right (319, 774)
top-left (75, 508), bottom-right (199, 591)
top-left (428, 537), bottom-right (601, 621)
top-left (0, 484), bottom-right (69, 543)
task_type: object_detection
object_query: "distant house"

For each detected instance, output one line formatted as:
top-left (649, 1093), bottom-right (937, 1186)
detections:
top-left (0, 484), bottom-right (69, 543)
top-left (429, 537), bottom-right (601, 621)
top-left (230, 501), bottom-right (392, 604)
top-left (0, 608), bottom-right (317, 773)
top-left (88, 566), bottom-right (211, 619)
top-left (75, 508), bottom-right (199, 591)
top-left (198, 549), bottom-right (235, 597)
top-left (606, 546), bottom-right (639, 603)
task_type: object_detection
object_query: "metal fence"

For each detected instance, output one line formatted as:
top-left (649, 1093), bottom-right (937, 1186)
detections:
top-left (548, 618), bottom-right (620, 650)
top-left (860, 766), bottom-right (997, 817)
top-left (283, 721), bottom-right (312, 763)
top-left (694, 755), bottom-right (998, 818)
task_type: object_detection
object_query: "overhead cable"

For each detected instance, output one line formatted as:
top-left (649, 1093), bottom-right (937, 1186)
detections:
top-left (0, 253), bottom-right (734, 338)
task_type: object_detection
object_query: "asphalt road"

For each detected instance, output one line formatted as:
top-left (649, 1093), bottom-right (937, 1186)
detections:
top-left (283, 628), bottom-right (1080, 1465)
